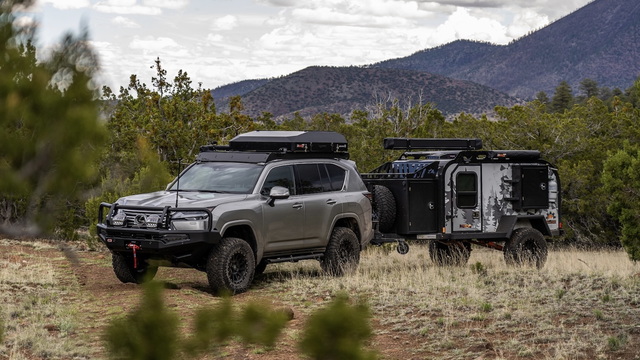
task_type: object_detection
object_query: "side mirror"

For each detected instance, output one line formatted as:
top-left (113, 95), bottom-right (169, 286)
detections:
top-left (267, 186), bottom-right (290, 207)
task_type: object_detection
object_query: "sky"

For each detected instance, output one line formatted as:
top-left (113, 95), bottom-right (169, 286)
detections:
top-left (17, 0), bottom-right (593, 91)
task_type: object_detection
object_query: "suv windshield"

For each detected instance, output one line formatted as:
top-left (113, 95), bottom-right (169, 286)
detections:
top-left (169, 162), bottom-right (263, 194)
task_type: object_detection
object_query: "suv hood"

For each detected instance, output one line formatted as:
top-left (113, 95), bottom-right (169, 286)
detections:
top-left (116, 191), bottom-right (249, 208)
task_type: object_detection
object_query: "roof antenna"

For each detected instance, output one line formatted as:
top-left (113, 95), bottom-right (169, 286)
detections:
top-left (175, 158), bottom-right (183, 208)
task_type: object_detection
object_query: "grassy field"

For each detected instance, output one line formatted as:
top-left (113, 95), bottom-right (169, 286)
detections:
top-left (0, 238), bottom-right (639, 359)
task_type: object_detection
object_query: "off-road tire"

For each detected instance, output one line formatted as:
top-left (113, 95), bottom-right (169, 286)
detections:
top-left (321, 227), bottom-right (361, 276)
top-left (372, 185), bottom-right (396, 232)
top-left (206, 237), bottom-right (256, 294)
top-left (504, 228), bottom-right (548, 269)
top-left (112, 253), bottom-right (158, 284)
top-left (429, 241), bottom-right (471, 266)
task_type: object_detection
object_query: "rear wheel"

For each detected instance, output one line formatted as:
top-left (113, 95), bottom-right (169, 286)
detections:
top-left (429, 241), bottom-right (471, 266)
top-left (321, 227), bottom-right (361, 276)
top-left (112, 253), bottom-right (158, 284)
top-left (372, 185), bottom-right (396, 232)
top-left (206, 237), bottom-right (255, 294)
top-left (504, 228), bottom-right (548, 269)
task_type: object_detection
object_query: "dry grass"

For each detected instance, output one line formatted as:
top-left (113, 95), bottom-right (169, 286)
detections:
top-left (0, 240), bottom-right (90, 359)
top-left (258, 244), bottom-right (640, 359)
top-left (1, 239), bottom-right (639, 359)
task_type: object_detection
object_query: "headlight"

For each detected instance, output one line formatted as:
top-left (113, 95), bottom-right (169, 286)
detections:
top-left (170, 211), bottom-right (209, 231)
top-left (171, 219), bottom-right (208, 231)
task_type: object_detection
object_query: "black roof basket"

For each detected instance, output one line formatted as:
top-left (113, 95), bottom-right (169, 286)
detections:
top-left (383, 138), bottom-right (483, 151)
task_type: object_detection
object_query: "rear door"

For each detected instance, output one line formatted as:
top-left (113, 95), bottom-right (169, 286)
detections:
top-left (450, 165), bottom-right (482, 232)
top-left (295, 163), bottom-right (345, 247)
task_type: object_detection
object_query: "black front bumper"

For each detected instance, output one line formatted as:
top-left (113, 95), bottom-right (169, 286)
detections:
top-left (97, 224), bottom-right (222, 267)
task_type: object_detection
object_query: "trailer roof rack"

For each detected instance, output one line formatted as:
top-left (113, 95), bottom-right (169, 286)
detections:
top-left (197, 131), bottom-right (349, 162)
top-left (383, 138), bottom-right (482, 151)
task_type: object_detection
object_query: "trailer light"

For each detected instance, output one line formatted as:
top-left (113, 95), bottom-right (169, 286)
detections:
top-left (442, 227), bottom-right (446, 233)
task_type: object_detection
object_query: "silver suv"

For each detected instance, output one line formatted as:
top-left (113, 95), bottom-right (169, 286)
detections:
top-left (97, 131), bottom-right (374, 294)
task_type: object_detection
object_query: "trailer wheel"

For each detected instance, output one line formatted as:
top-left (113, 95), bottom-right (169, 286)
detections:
top-left (429, 241), bottom-right (471, 266)
top-left (206, 237), bottom-right (256, 294)
top-left (321, 227), bottom-right (361, 276)
top-left (504, 228), bottom-right (548, 269)
top-left (112, 253), bottom-right (157, 284)
top-left (372, 185), bottom-right (396, 232)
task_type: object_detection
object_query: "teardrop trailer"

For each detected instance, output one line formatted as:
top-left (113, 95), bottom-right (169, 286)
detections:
top-left (362, 138), bottom-right (562, 268)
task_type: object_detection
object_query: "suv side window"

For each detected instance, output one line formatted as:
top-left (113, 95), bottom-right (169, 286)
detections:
top-left (325, 164), bottom-right (346, 191)
top-left (296, 164), bottom-right (326, 194)
top-left (261, 165), bottom-right (295, 195)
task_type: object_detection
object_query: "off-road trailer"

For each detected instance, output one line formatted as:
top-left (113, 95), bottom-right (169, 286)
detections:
top-left (362, 138), bottom-right (562, 268)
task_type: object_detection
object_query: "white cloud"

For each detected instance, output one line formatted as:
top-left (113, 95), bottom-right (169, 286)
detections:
top-left (142, 0), bottom-right (189, 9)
top-left (40, 0), bottom-right (90, 9)
top-left (207, 33), bottom-right (223, 42)
top-left (507, 9), bottom-right (548, 38)
top-left (212, 15), bottom-right (238, 31)
top-left (429, 7), bottom-right (510, 44)
top-left (129, 36), bottom-right (181, 51)
top-left (112, 16), bottom-right (140, 28)
top-left (94, 0), bottom-right (162, 15)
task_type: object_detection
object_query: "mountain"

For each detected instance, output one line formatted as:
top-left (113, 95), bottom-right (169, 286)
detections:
top-left (237, 66), bottom-right (520, 119)
top-left (211, 0), bottom-right (639, 117)
top-left (374, 0), bottom-right (640, 98)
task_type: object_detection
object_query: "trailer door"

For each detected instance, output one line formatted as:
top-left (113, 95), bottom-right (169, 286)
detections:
top-left (450, 166), bottom-right (482, 232)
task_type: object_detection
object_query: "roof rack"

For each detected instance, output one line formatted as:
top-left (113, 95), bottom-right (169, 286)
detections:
top-left (383, 138), bottom-right (483, 151)
top-left (197, 131), bottom-right (350, 162)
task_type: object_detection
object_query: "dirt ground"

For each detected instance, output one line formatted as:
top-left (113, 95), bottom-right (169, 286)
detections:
top-left (2, 239), bottom-right (640, 359)
top-left (2, 240), bottom-right (437, 360)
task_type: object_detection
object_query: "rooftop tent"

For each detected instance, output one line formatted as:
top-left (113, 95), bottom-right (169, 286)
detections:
top-left (228, 131), bottom-right (348, 153)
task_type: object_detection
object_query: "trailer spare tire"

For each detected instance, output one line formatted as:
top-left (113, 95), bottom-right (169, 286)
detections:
top-left (504, 228), bottom-right (548, 269)
top-left (372, 185), bottom-right (396, 232)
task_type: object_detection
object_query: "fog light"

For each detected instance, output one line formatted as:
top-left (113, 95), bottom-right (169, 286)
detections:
top-left (112, 211), bottom-right (126, 226)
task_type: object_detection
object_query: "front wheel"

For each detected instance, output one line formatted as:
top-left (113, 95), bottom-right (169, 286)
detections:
top-left (206, 237), bottom-right (256, 294)
top-left (321, 227), bottom-right (361, 276)
top-left (504, 228), bottom-right (548, 269)
top-left (429, 241), bottom-right (471, 266)
top-left (112, 253), bottom-right (158, 284)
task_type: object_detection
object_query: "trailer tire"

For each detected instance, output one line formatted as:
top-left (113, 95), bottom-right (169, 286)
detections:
top-left (504, 228), bottom-right (548, 269)
top-left (207, 237), bottom-right (256, 294)
top-left (429, 241), bottom-right (471, 266)
top-left (321, 227), bottom-right (360, 276)
top-left (112, 253), bottom-right (157, 284)
top-left (372, 185), bottom-right (396, 232)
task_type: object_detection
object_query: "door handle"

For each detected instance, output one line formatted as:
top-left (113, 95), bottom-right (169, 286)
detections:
top-left (326, 199), bottom-right (337, 205)
top-left (292, 202), bottom-right (303, 209)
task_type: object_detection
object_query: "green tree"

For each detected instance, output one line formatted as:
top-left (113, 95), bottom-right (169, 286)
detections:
top-left (299, 294), bottom-right (377, 360)
top-left (579, 78), bottom-right (599, 99)
top-left (0, 0), bottom-right (106, 237)
top-left (105, 281), bottom-right (180, 360)
top-left (551, 81), bottom-right (574, 113)
top-left (602, 143), bottom-right (640, 260)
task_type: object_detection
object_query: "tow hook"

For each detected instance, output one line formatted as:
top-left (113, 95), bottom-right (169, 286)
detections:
top-left (126, 243), bottom-right (141, 268)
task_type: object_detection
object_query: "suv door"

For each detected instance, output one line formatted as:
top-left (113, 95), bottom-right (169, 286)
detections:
top-left (295, 163), bottom-right (346, 247)
top-left (260, 165), bottom-right (305, 252)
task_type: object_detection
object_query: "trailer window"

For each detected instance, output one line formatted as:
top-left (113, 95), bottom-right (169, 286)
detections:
top-left (456, 172), bottom-right (477, 208)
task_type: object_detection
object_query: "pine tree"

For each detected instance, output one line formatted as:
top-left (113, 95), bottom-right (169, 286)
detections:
top-left (0, 0), bottom-right (106, 236)
top-left (550, 81), bottom-right (574, 113)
